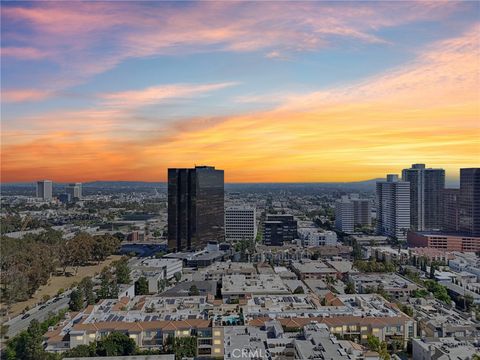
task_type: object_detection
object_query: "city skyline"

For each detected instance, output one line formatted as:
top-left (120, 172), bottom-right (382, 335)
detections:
top-left (2, 1), bottom-right (479, 183)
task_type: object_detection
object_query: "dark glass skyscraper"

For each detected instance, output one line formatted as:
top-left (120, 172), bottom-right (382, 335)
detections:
top-left (168, 166), bottom-right (224, 251)
top-left (458, 168), bottom-right (480, 236)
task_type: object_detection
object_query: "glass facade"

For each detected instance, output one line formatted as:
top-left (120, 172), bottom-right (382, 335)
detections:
top-left (168, 166), bottom-right (224, 251)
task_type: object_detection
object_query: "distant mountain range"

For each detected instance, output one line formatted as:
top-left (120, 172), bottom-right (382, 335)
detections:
top-left (1, 177), bottom-right (459, 194)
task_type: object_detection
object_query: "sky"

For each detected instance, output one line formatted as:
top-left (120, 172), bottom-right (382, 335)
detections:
top-left (1, 1), bottom-right (479, 183)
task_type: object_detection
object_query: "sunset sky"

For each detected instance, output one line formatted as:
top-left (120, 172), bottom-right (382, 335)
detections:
top-left (1, 1), bottom-right (479, 183)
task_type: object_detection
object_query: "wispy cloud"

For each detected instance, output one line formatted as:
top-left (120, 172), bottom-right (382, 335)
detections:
top-left (1, 1), bottom-right (465, 102)
top-left (99, 82), bottom-right (238, 108)
top-left (2, 89), bottom-right (52, 103)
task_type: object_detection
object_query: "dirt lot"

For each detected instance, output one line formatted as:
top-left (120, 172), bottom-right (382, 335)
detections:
top-left (1, 255), bottom-right (122, 319)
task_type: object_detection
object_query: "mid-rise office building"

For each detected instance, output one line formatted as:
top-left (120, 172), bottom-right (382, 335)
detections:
top-left (168, 166), bottom-right (224, 252)
top-left (225, 206), bottom-right (257, 242)
top-left (66, 182), bottom-right (82, 200)
top-left (458, 168), bottom-right (480, 237)
top-left (335, 195), bottom-right (371, 233)
top-left (36, 180), bottom-right (53, 200)
top-left (376, 175), bottom-right (410, 241)
top-left (266, 214), bottom-right (297, 240)
top-left (402, 164), bottom-right (445, 231)
top-left (264, 221), bottom-right (285, 246)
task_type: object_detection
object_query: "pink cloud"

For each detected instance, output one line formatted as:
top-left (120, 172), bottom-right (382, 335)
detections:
top-left (99, 82), bottom-right (238, 108)
top-left (1, 1), bottom-right (465, 102)
top-left (2, 89), bottom-right (51, 103)
top-left (2, 46), bottom-right (50, 59)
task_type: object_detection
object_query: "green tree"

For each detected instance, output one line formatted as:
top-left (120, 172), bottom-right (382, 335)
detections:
top-left (135, 277), bottom-right (149, 295)
top-left (64, 344), bottom-right (94, 357)
top-left (95, 332), bottom-right (137, 356)
top-left (429, 264), bottom-right (436, 279)
top-left (69, 289), bottom-right (84, 311)
top-left (189, 285), bottom-right (200, 296)
top-left (79, 277), bottom-right (96, 305)
top-left (174, 272), bottom-right (182, 282)
top-left (173, 336), bottom-right (197, 358)
top-left (345, 281), bottom-right (356, 294)
top-left (293, 286), bottom-right (304, 294)
top-left (114, 258), bottom-right (131, 284)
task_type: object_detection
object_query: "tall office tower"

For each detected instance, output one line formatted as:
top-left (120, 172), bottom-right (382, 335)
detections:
top-left (265, 214), bottom-right (297, 241)
top-left (225, 206), bottom-right (257, 242)
top-left (66, 183), bottom-right (82, 200)
top-left (402, 164), bottom-right (445, 231)
top-left (458, 168), bottom-right (480, 236)
top-left (443, 189), bottom-right (460, 232)
top-left (168, 166), bottom-right (224, 252)
top-left (36, 180), bottom-right (53, 200)
top-left (376, 175), bottom-right (411, 241)
top-left (335, 195), bottom-right (371, 233)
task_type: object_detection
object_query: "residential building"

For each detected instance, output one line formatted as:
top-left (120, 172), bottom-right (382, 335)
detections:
top-left (349, 273), bottom-right (419, 301)
top-left (376, 174), bottom-right (410, 241)
top-left (221, 274), bottom-right (290, 301)
top-left (225, 206), bottom-right (257, 242)
top-left (167, 166), bottom-right (224, 251)
top-left (335, 195), bottom-right (371, 233)
top-left (36, 180), bottom-right (53, 200)
top-left (402, 164), bottom-right (445, 231)
top-left (298, 228), bottom-right (337, 247)
top-left (248, 293), bottom-right (416, 347)
top-left (412, 338), bottom-right (478, 360)
top-left (291, 260), bottom-right (341, 280)
top-left (66, 182), bottom-right (82, 200)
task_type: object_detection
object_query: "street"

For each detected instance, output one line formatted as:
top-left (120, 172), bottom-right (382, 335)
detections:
top-left (4, 290), bottom-right (71, 338)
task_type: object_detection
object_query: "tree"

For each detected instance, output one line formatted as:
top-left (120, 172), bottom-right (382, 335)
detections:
top-left (97, 268), bottom-right (119, 300)
top-left (79, 277), bottom-right (96, 305)
top-left (64, 344), bottom-right (94, 357)
top-left (366, 335), bottom-right (390, 360)
top-left (293, 286), bottom-right (304, 294)
top-left (173, 336), bottom-right (197, 358)
top-left (68, 233), bottom-right (95, 274)
top-left (95, 332), bottom-right (137, 356)
top-left (429, 264), bottom-right (436, 279)
top-left (345, 281), bottom-right (356, 294)
top-left (114, 258), bottom-right (131, 284)
top-left (69, 289), bottom-right (84, 311)
top-left (174, 272), bottom-right (182, 282)
top-left (135, 277), bottom-right (149, 295)
top-left (189, 285), bottom-right (200, 296)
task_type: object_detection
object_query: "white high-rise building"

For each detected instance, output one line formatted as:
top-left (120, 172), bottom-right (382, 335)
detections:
top-left (66, 182), bottom-right (82, 200)
top-left (335, 194), bottom-right (371, 234)
top-left (225, 206), bottom-right (257, 242)
top-left (36, 180), bottom-right (53, 200)
top-left (402, 163), bottom-right (445, 231)
top-left (376, 175), bottom-right (411, 241)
